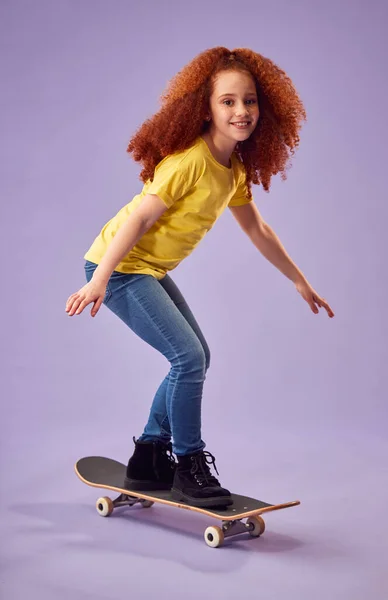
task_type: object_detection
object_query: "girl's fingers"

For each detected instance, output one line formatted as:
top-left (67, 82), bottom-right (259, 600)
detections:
top-left (65, 295), bottom-right (74, 310)
top-left (91, 297), bottom-right (103, 317)
top-left (308, 294), bottom-right (318, 313)
top-left (313, 294), bottom-right (335, 318)
top-left (66, 300), bottom-right (74, 315)
top-left (68, 296), bottom-right (84, 316)
top-left (75, 297), bottom-right (89, 315)
top-left (66, 290), bottom-right (105, 317)
top-left (66, 293), bottom-right (79, 311)
top-left (318, 297), bottom-right (333, 316)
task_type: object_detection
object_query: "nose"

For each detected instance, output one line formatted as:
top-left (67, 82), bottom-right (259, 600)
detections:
top-left (235, 104), bottom-right (250, 117)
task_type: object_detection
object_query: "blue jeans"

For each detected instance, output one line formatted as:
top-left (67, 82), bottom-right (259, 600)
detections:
top-left (84, 260), bottom-right (209, 456)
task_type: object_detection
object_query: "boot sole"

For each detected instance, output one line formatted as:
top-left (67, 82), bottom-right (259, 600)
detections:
top-left (171, 487), bottom-right (233, 508)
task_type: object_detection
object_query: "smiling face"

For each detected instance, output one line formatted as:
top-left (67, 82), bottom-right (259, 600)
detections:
top-left (207, 69), bottom-right (260, 145)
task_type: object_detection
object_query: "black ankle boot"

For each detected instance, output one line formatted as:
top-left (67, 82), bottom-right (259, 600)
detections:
top-left (124, 437), bottom-right (177, 491)
top-left (171, 450), bottom-right (233, 508)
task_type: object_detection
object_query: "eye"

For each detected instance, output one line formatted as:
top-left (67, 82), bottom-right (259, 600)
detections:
top-left (223, 99), bottom-right (256, 106)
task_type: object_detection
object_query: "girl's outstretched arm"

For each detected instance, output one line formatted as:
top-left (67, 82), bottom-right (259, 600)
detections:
top-left (230, 203), bottom-right (335, 318)
top-left (65, 194), bottom-right (167, 317)
top-left (92, 193), bottom-right (168, 286)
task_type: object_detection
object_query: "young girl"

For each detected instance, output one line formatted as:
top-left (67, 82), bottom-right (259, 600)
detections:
top-left (65, 47), bottom-right (334, 509)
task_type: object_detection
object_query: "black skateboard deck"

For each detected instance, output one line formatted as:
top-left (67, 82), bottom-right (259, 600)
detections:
top-left (75, 456), bottom-right (300, 548)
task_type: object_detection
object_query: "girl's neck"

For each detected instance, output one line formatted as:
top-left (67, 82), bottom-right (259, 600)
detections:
top-left (201, 131), bottom-right (235, 168)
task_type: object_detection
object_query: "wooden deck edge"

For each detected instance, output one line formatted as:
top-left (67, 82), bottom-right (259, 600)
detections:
top-left (74, 464), bottom-right (300, 521)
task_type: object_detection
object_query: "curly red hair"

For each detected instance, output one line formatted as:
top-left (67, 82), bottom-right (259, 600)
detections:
top-left (127, 47), bottom-right (306, 198)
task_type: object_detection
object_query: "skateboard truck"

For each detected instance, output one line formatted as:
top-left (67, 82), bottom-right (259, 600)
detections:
top-left (96, 493), bottom-right (154, 514)
top-left (95, 492), bottom-right (266, 548)
top-left (205, 516), bottom-right (266, 548)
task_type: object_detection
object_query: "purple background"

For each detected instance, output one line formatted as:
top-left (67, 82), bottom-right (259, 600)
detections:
top-left (1, 0), bottom-right (387, 598)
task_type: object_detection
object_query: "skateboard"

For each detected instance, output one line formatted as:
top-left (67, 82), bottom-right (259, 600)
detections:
top-left (75, 456), bottom-right (300, 548)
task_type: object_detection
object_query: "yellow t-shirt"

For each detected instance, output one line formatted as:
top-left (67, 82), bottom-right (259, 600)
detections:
top-left (84, 135), bottom-right (252, 279)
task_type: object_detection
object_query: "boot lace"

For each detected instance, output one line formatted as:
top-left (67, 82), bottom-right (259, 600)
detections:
top-left (153, 441), bottom-right (176, 478)
top-left (190, 451), bottom-right (220, 487)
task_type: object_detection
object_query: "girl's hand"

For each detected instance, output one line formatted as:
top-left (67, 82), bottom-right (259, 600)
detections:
top-left (65, 279), bottom-right (107, 317)
top-left (295, 278), bottom-right (335, 318)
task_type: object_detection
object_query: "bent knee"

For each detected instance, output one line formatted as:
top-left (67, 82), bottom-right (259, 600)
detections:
top-left (173, 343), bottom-right (207, 374)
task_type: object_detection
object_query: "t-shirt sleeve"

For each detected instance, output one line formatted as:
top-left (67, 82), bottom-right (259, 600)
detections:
top-left (146, 150), bottom-right (203, 209)
top-left (228, 165), bottom-right (252, 207)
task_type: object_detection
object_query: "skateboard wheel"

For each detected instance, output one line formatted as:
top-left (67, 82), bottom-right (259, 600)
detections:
top-left (96, 496), bottom-right (114, 517)
top-left (204, 526), bottom-right (224, 548)
top-left (246, 516), bottom-right (265, 537)
top-left (141, 500), bottom-right (154, 508)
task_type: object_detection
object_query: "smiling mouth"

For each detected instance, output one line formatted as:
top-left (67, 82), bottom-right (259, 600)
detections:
top-left (231, 121), bottom-right (251, 128)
